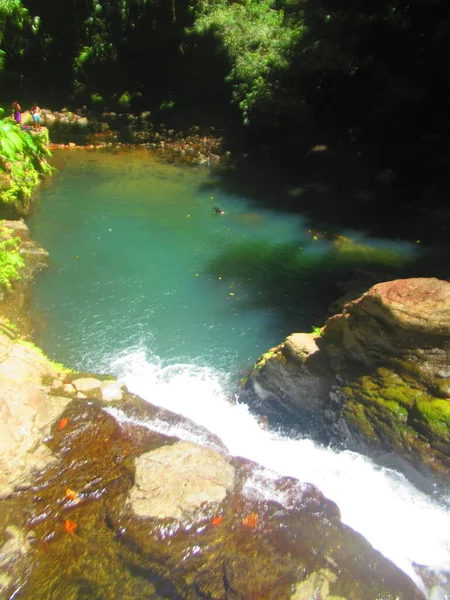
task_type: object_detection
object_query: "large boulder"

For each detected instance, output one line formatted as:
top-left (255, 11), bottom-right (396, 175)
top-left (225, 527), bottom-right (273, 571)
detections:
top-left (246, 278), bottom-right (450, 481)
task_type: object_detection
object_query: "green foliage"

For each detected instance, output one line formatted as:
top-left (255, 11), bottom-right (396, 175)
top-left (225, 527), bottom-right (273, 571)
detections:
top-left (190, 0), bottom-right (305, 122)
top-left (91, 93), bottom-right (104, 105)
top-left (0, 0), bottom-right (36, 69)
top-left (118, 91), bottom-right (131, 108)
top-left (0, 119), bottom-right (33, 160)
top-left (0, 226), bottom-right (24, 290)
top-left (73, 0), bottom-right (151, 81)
top-left (160, 99), bottom-right (176, 111)
top-left (0, 117), bottom-right (52, 211)
top-left (17, 339), bottom-right (74, 373)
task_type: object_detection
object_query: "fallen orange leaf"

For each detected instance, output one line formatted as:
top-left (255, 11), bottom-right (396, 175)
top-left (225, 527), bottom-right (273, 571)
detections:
top-left (57, 417), bottom-right (69, 430)
top-left (242, 512), bottom-right (259, 529)
top-left (212, 516), bottom-right (223, 526)
top-left (64, 519), bottom-right (78, 535)
top-left (65, 488), bottom-right (79, 501)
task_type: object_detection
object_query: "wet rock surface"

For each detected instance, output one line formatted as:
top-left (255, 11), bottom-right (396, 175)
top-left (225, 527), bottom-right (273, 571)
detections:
top-left (246, 278), bottom-right (450, 482)
top-left (0, 331), bottom-right (70, 499)
top-left (0, 326), bottom-right (426, 599)
top-left (0, 398), bottom-right (424, 600)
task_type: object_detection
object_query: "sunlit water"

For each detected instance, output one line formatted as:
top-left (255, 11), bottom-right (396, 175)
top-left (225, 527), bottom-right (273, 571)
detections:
top-left (29, 149), bottom-right (450, 597)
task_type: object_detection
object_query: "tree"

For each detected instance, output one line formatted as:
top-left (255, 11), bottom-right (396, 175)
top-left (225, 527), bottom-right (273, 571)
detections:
top-left (0, 0), bottom-right (38, 70)
top-left (190, 0), bottom-right (306, 123)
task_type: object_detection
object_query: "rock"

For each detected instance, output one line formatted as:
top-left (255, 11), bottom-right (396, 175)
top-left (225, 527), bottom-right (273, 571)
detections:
top-left (127, 441), bottom-right (235, 520)
top-left (71, 377), bottom-right (102, 397)
top-left (0, 219), bottom-right (30, 240)
top-left (76, 116), bottom-right (89, 128)
top-left (0, 333), bottom-right (71, 498)
top-left (63, 383), bottom-right (76, 395)
top-left (113, 444), bottom-right (424, 600)
top-left (19, 242), bottom-right (50, 270)
top-left (50, 378), bottom-right (64, 394)
top-left (42, 113), bottom-right (57, 125)
top-left (245, 334), bottom-right (331, 418)
top-left (324, 278), bottom-right (450, 378)
top-left (247, 278), bottom-right (450, 481)
top-left (285, 332), bottom-right (321, 362)
top-left (101, 379), bottom-right (124, 402)
top-left (97, 121), bottom-right (110, 132)
top-left (291, 568), bottom-right (344, 600)
top-left (0, 379), bottom-right (424, 599)
top-left (0, 526), bottom-right (31, 595)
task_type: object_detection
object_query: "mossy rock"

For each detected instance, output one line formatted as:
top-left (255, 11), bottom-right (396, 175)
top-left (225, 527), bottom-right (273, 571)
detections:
top-left (343, 401), bottom-right (378, 442)
top-left (378, 384), bottom-right (419, 410)
top-left (433, 378), bottom-right (450, 398)
top-left (410, 396), bottom-right (450, 444)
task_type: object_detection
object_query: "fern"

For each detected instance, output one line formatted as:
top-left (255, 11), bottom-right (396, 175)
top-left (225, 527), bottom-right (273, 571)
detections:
top-left (0, 115), bottom-right (53, 208)
top-left (0, 232), bottom-right (25, 291)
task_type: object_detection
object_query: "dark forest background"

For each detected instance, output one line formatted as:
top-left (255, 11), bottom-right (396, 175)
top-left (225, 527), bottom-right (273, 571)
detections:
top-left (1, 0), bottom-right (449, 140)
top-left (1, 0), bottom-right (450, 210)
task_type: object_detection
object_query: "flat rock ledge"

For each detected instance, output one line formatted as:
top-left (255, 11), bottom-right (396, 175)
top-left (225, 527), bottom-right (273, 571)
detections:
top-left (128, 441), bottom-right (235, 520)
top-left (246, 278), bottom-right (450, 481)
top-left (0, 332), bottom-right (70, 499)
top-left (0, 329), bottom-right (127, 499)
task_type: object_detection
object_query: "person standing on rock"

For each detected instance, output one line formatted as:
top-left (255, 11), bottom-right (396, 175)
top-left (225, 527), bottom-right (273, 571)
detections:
top-left (30, 103), bottom-right (41, 130)
top-left (12, 101), bottom-right (21, 125)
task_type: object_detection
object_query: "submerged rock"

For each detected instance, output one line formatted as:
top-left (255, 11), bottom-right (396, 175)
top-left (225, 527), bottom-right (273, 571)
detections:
top-left (246, 278), bottom-right (450, 482)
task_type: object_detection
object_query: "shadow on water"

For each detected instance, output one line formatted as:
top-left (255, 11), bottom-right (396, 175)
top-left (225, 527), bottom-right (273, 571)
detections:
top-left (199, 147), bottom-right (450, 333)
top-left (200, 146), bottom-right (450, 283)
top-left (204, 237), bottom-right (415, 334)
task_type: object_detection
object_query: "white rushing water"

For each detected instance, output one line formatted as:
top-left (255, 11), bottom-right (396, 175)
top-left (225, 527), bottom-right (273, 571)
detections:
top-left (108, 347), bottom-right (450, 598)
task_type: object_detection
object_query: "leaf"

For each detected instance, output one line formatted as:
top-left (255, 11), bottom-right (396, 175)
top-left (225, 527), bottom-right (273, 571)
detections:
top-left (57, 417), bottom-right (69, 430)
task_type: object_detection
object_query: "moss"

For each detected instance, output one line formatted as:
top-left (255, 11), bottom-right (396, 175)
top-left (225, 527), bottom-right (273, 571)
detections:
top-left (358, 375), bottom-right (379, 392)
top-left (343, 401), bottom-right (378, 442)
top-left (17, 339), bottom-right (74, 374)
top-left (253, 348), bottom-right (277, 372)
top-left (239, 376), bottom-right (248, 388)
top-left (378, 385), bottom-right (419, 410)
top-left (0, 229), bottom-right (24, 291)
top-left (411, 396), bottom-right (450, 444)
top-left (433, 378), bottom-right (450, 399)
top-left (342, 370), bottom-right (416, 442)
top-left (0, 316), bottom-right (18, 339)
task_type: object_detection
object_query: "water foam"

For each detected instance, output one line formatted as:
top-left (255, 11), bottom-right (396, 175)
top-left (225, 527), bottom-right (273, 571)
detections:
top-left (109, 347), bottom-right (450, 595)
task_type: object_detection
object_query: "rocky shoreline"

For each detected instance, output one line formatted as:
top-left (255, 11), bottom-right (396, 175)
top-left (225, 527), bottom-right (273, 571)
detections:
top-left (20, 107), bottom-right (229, 167)
top-left (0, 224), bottom-right (437, 595)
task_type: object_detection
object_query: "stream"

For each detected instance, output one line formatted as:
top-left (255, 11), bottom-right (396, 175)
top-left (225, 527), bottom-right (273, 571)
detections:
top-left (28, 148), bottom-right (450, 597)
